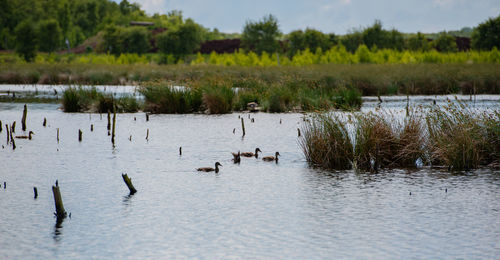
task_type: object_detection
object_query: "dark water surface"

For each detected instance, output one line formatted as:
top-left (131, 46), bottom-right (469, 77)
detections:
top-left (1, 101), bottom-right (499, 259)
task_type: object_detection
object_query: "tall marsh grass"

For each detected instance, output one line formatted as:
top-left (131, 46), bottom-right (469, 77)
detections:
top-left (300, 102), bottom-right (499, 171)
top-left (62, 87), bottom-right (140, 113)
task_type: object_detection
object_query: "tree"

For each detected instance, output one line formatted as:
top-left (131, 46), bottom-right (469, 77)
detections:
top-left (407, 32), bottom-right (430, 51)
top-left (472, 15), bottom-right (500, 50)
top-left (362, 20), bottom-right (388, 49)
top-left (103, 25), bottom-right (122, 55)
top-left (341, 31), bottom-right (363, 53)
top-left (432, 32), bottom-right (458, 52)
top-left (241, 14), bottom-right (281, 54)
top-left (156, 19), bottom-right (203, 58)
top-left (121, 27), bottom-right (151, 54)
top-left (14, 21), bottom-right (37, 62)
top-left (38, 19), bottom-right (62, 53)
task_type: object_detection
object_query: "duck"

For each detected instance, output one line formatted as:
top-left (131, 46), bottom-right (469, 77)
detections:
top-left (197, 162), bottom-right (222, 173)
top-left (241, 148), bottom-right (262, 158)
top-left (262, 152), bottom-right (280, 162)
top-left (232, 151), bottom-right (241, 164)
top-left (15, 131), bottom-right (34, 140)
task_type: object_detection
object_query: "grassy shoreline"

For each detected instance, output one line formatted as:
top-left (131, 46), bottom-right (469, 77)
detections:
top-left (0, 64), bottom-right (499, 95)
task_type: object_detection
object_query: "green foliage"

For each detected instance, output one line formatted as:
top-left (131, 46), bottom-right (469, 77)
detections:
top-left (121, 27), bottom-right (150, 54)
top-left (156, 19), bottom-right (203, 58)
top-left (333, 86), bottom-right (362, 110)
top-left (287, 28), bottom-right (333, 56)
top-left (140, 83), bottom-right (202, 113)
top-left (407, 32), bottom-right (430, 51)
top-left (472, 15), bottom-right (500, 50)
top-left (200, 79), bottom-right (234, 114)
top-left (38, 19), bottom-right (62, 53)
top-left (341, 31), bottom-right (363, 53)
top-left (241, 14), bottom-right (281, 54)
top-left (432, 32), bottom-right (458, 52)
top-left (14, 21), bottom-right (37, 62)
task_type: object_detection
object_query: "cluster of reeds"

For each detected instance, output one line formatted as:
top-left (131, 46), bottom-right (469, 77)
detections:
top-left (62, 87), bottom-right (140, 113)
top-left (139, 82), bottom-right (202, 113)
top-left (299, 113), bottom-right (353, 170)
top-left (300, 102), bottom-right (497, 171)
top-left (425, 101), bottom-right (499, 170)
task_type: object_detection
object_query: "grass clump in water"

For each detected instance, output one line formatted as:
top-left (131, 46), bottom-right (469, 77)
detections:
top-left (199, 79), bottom-right (234, 114)
top-left (426, 101), bottom-right (497, 170)
top-left (140, 82), bottom-right (201, 113)
top-left (299, 113), bottom-right (354, 170)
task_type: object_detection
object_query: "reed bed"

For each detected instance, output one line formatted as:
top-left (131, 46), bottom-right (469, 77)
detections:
top-left (1, 63), bottom-right (499, 96)
top-left (62, 87), bottom-right (140, 113)
top-left (300, 102), bottom-right (499, 171)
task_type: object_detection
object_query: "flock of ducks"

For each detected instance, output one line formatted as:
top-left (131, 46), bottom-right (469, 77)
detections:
top-left (196, 148), bottom-right (280, 173)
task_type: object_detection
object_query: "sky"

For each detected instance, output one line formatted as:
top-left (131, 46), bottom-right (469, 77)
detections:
top-left (124, 0), bottom-right (500, 34)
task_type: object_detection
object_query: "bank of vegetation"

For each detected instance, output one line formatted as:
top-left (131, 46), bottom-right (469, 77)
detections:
top-left (299, 102), bottom-right (500, 171)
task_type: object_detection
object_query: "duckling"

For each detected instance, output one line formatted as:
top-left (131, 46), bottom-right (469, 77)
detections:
top-left (197, 162), bottom-right (222, 173)
top-left (262, 152), bottom-right (280, 162)
top-left (241, 148), bottom-right (262, 158)
top-left (15, 131), bottom-right (34, 140)
top-left (232, 151), bottom-right (241, 164)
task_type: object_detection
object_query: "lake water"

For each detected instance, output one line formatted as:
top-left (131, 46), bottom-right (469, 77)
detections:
top-left (0, 92), bottom-right (499, 259)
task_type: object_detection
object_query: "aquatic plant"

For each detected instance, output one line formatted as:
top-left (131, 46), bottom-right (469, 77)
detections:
top-left (299, 113), bottom-right (354, 170)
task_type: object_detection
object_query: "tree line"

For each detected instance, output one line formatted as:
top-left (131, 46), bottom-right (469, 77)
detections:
top-left (1, 0), bottom-right (499, 62)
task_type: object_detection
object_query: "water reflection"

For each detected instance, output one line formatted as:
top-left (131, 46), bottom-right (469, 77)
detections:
top-left (53, 217), bottom-right (64, 243)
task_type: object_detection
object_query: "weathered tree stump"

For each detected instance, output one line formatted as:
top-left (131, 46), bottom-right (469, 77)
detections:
top-left (241, 118), bottom-right (245, 136)
top-left (111, 105), bottom-right (116, 144)
top-left (52, 182), bottom-right (67, 219)
top-left (21, 104), bottom-right (27, 131)
top-left (122, 173), bottom-right (137, 194)
top-left (107, 110), bottom-right (111, 136)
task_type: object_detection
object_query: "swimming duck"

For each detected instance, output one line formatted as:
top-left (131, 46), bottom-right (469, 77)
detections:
top-left (262, 152), bottom-right (280, 162)
top-left (241, 148), bottom-right (262, 158)
top-left (15, 131), bottom-right (34, 140)
top-left (232, 151), bottom-right (241, 164)
top-left (197, 162), bottom-right (222, 173)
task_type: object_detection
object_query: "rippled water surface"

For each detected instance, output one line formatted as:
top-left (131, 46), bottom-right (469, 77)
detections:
top-left (1, 97), bottom-right (499, 259)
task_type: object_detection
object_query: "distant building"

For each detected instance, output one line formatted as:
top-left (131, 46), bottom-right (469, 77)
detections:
top-left (130, 21), bottom-right (154, 26)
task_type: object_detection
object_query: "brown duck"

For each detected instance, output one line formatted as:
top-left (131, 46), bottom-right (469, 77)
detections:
top-left (197, 162), bottom-right (222, 173)
top-left (262, 152), bottom-right (280, 162)
top-left (15, 131), bottom-right (34, 140)
top-left (232, 151), bottom-right (241, 164)
top-left (241, 148), bottom-right (262, 158)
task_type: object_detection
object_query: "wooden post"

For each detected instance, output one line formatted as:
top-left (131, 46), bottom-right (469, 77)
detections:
top-left (6, 124), bottom-right (9, 143)
top-left (111, 105), bottom-right (116, 144)
top-left (298, 128), bottom-right (301, 137)
top-left (11, 121), bottom-right (15, 133)
top-left (107, 110), bottom-right (111, 136)
top-left (0, 120), bottom-right (2, 132)
top-left (179, 146), bottom-right (182, 156)
top-left (43, 118), bottom-right (47, 127)
top-left (146, 129), bottom-right (149, 141)
top-left (241, 118), bottom-right (245, 136)
top-left (21, 104), bottom-right (27, 131)
top-left (33, 187), bottom-right (38, 199)
top-left (78, 129), bottom-right (82, 142)
top-left (57, 128), bottom-right (59, 143)
top-left (90, 124), bottom-right (94, 131)
top-left (10, 123), bottom-right (15, 150)
top-left (4, 181), bottom-right (6, 189)
top-left (52, 182), bottom-right (67, 219)
top-left (146, 113), bottom-right (149, 122)
top-left (122, 173), bottom-right (137, 194)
